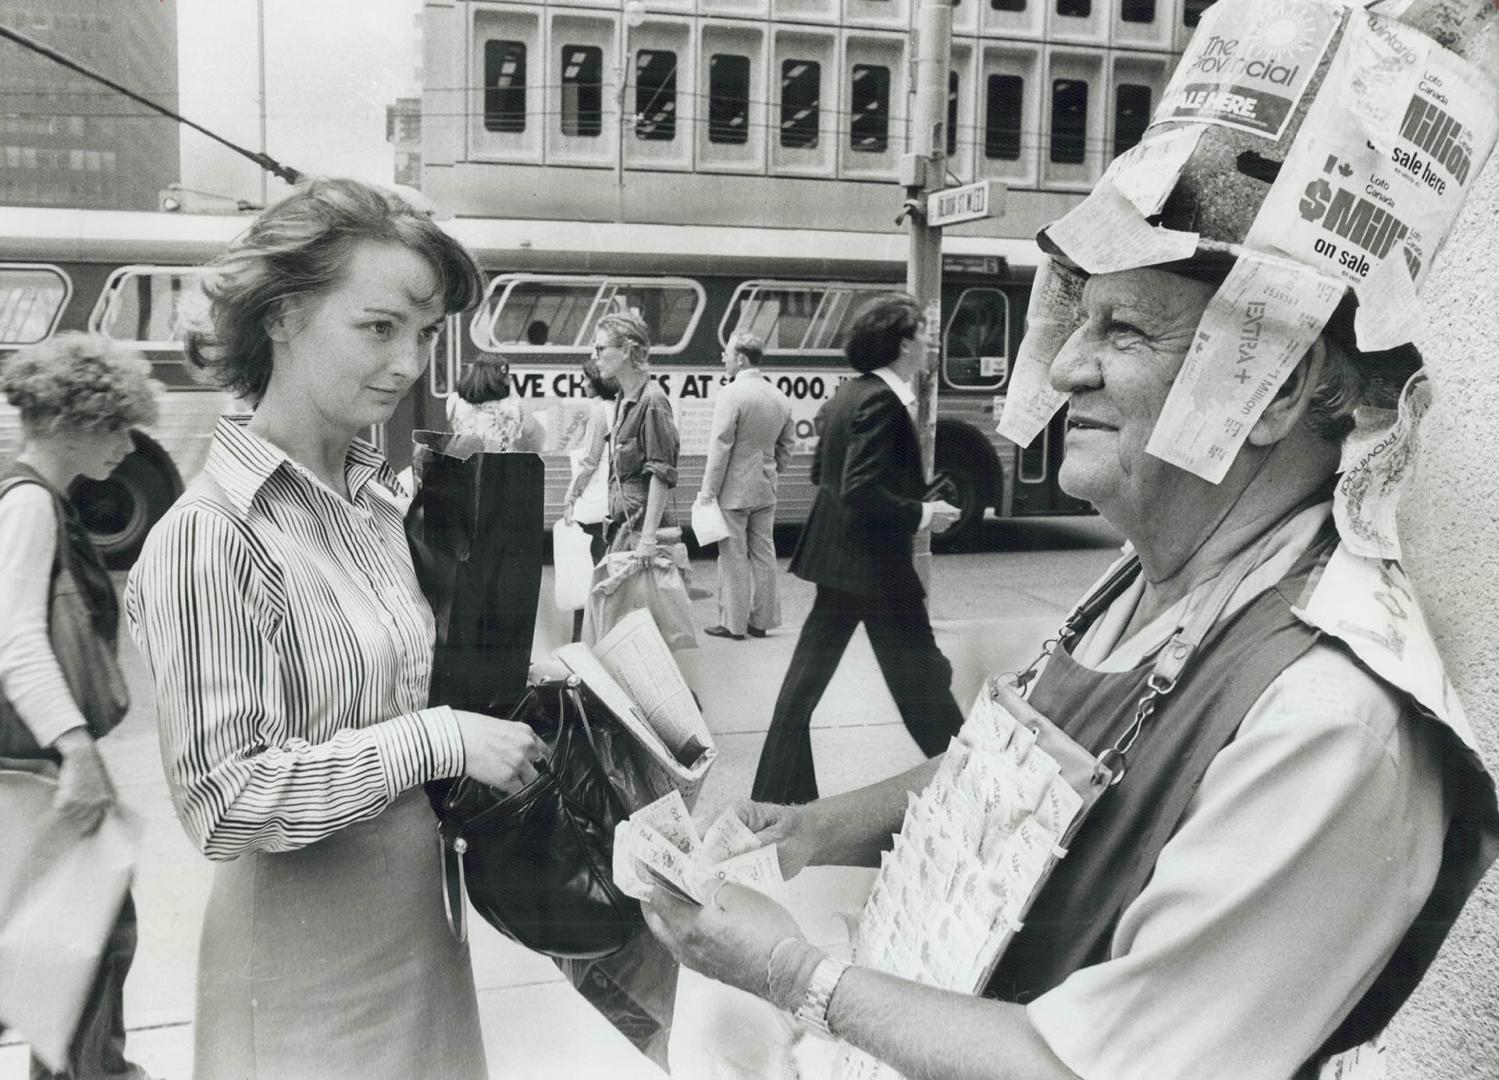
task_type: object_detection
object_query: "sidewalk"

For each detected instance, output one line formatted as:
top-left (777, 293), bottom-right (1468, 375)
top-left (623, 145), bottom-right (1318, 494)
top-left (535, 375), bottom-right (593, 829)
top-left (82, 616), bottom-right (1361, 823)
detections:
top-left (0, 555), bottom-right (1085, 1079)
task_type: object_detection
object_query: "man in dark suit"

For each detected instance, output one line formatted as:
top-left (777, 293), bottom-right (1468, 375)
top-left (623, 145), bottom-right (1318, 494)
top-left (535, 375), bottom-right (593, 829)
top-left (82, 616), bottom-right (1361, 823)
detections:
top-left (751, 293), bottom-right (964, 804)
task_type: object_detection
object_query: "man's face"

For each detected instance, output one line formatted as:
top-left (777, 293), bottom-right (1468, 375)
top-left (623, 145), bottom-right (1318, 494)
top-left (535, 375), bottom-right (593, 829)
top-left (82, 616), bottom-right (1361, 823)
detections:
top-left (721, 345), bottom-right (741, 377)
top-left (1048, 268), bottom-right (1217, 535)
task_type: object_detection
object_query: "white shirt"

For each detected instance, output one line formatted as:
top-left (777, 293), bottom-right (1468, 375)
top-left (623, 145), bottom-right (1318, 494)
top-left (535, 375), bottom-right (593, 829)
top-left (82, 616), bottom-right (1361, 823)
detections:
top-left (868, 366), bottom-right (933, 530)
top-left (125, 418), bottom-right (465, 861)
top-left (1025, 504), bottom-right (1449, 1079)
top-left (0, 483), bottom-right (89, 746)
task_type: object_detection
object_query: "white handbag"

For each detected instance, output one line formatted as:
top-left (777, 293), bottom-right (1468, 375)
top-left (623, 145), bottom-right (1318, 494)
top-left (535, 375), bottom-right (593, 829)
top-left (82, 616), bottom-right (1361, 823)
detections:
top-left (553, 518), bottom-right (595, 611)
top-left (690, 497), bottom-right (731, 545)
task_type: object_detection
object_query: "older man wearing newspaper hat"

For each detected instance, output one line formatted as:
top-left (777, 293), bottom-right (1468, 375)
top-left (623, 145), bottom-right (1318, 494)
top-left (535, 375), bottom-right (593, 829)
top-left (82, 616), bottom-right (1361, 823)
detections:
top-left (639, 2), bottom-right (1499, 1077)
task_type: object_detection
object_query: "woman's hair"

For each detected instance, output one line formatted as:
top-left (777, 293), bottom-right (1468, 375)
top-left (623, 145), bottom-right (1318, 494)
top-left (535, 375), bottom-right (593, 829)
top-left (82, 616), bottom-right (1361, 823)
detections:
top-left (182, 177), bottom-right (485, 406)
top-left (456, 357), bottom-right (512, 404)
top-left (595, 311), bottom-right (652, 370)
top-left (0, 332), bottom-right (160, 433)
top-left (844, 293), bottom-right (924, 373)
top-left (581, 357), bottom-right (618, 401)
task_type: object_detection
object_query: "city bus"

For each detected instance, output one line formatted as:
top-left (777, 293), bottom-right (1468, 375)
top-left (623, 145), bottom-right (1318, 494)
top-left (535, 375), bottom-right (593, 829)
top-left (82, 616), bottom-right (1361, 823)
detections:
top-left (0, 205), bottom-right (1090, 565)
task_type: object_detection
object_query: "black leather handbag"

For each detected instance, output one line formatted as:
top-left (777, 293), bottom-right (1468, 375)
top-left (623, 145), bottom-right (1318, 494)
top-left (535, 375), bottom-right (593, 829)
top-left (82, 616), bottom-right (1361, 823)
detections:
top-left (436, 674), bottom-right (652, 959)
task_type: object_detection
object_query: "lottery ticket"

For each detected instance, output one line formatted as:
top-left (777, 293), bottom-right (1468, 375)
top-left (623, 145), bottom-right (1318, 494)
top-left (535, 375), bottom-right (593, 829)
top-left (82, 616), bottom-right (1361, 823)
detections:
top-left (1034, 774), bottom-right (1086, 840)
top-left (715, 845), bottom-right (785, 897)
top-left (699, 808), bottom-right (762, 864)
top-left (632, 789), bottom-right (700, 856)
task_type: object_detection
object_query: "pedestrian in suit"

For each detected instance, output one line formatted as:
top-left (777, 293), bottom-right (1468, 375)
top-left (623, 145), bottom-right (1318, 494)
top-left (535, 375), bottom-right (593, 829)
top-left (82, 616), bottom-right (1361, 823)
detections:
top-left (751, 293), bottom-right (964, 804)
top-left (698, 332), bottom-right (795, 640)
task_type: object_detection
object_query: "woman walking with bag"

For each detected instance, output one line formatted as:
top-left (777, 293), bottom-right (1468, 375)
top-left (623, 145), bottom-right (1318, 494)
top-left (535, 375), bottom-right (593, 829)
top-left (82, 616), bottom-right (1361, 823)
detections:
top-left (124, 178), bottom-right (546, 1080)
top-left (561, 358), bottom-right (616, 640)
top-left (592, 312), bottom-right (679, 555)
top-left (0, 333), bottom-right (158, 1080)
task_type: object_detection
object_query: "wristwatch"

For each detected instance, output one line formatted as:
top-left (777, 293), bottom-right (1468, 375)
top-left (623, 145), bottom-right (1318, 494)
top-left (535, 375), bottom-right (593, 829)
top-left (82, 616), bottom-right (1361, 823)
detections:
top-left (793, 955), bottom-right (851, 1035)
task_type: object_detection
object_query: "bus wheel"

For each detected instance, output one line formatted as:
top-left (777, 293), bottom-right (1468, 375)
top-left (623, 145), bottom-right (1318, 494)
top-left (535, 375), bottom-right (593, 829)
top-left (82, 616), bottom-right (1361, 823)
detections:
top-left (69, 434), bottom-right (183, 569)
top-left (932, 462), bottom-right (984, 552)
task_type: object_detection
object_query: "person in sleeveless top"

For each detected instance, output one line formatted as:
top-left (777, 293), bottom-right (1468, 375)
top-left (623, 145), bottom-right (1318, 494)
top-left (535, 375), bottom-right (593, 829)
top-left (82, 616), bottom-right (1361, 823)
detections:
top-left (123, 179), bottom-right (547, 1080)
top-left (445, 356), bottom-right (544, 452)
top-left (0, 333), bottom-right (160, 1080)
top-left (635, 273), bottom-right (1498, 1078)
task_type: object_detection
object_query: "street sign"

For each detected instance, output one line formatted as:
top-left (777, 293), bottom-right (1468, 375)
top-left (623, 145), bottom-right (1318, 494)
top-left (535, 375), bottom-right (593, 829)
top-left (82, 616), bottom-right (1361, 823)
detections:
top-left (927, 179), bottom-right (999, 227)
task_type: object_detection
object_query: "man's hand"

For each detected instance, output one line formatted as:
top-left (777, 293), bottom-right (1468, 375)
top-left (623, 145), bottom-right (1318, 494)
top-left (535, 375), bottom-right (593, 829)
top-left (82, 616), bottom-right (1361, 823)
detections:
top-left (925, 499), bottom-right (962, 532)
top-left (642, 882), bottom-right (803, 1000)
top-left (51, 728), bottom-right (115, 835)
top-left (695, 491), bottom-right (714, 505)
top-left (562, 499), bottom-right (576, 525)
top-left (705, 799), bottom-right (819, 879)
top-left (633, 534), bottom-right (658, 559)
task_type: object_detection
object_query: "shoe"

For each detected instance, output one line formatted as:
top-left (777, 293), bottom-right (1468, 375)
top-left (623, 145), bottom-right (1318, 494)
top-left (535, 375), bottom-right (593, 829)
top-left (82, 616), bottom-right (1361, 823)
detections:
top-left (704, 625), bottom-right (745, 640)
top-left (746, 625), bottom-right (768, 638)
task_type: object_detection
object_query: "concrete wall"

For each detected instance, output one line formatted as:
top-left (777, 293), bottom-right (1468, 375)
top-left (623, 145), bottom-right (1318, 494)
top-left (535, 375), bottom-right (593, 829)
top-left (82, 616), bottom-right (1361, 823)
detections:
top-left (1392, 154), bottom-right (1499, 1076)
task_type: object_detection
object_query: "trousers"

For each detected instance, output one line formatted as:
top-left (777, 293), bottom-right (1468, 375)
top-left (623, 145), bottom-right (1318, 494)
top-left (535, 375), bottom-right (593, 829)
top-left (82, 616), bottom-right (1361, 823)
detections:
top-left (751, 584), bottom-right (964, 804)
top-left (717, 504), bottom-right (780, 636)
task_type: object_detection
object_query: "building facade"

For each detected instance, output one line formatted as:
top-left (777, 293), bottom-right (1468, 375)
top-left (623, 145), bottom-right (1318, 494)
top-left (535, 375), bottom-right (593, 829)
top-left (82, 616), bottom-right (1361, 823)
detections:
top-left (0, 0), bottom-right (180, 210)
top-left (421, 0), bottom-right (1210, 238)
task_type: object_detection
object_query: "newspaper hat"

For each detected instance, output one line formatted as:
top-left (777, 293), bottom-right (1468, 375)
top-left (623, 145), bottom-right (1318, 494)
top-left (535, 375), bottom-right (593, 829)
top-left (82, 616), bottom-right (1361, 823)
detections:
top-left (1000, 0), bottom-right (1498, 557)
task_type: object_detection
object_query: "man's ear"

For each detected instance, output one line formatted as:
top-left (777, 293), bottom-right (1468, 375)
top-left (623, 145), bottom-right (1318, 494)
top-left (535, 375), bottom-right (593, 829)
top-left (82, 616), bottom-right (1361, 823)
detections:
top-left (1248, 336), bottom-right (1326, 448)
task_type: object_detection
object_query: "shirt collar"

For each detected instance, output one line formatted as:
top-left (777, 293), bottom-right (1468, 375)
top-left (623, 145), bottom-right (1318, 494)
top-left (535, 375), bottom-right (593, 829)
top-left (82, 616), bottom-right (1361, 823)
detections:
top-left (733, 367), bottom-right (765, 383)
top-left (870, 366), bottom-right (916, 408)
top-left (205, 415), bottom-right (398, 516)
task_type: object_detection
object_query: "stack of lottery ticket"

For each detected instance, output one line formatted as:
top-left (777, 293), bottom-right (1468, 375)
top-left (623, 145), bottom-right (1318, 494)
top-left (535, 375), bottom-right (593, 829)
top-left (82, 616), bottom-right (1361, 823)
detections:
top-left (836, 690), bottom-right (1087, 1080)
top-left (612, 790), bottom-right (785, 904)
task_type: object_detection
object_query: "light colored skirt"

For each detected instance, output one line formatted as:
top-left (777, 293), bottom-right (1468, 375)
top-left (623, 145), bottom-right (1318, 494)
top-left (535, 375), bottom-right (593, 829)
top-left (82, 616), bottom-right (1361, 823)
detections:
top-left (193, 788), bottom-right (486, 1080)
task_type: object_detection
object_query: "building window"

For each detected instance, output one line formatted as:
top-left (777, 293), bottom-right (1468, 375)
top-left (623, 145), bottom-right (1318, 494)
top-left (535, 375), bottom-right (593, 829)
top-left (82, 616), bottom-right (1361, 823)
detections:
top-left (780, 60), bottom-right (820, 150)
top-left (984, 74), bottom-right (1023, 160)
top-left (1113, 83), bottom-right (1152, 156)
top-left (560, 45), bottom-right (603, 137)
top-left (849, 64), bottom-right (890, 153)
top-left (1121, 0), bottom-right (1156, 22)
top-left (708, 54), bottom-right (750, 145)
top-left (635, 50), bottom-right (678, 142)
top-left (991, 0), bottom-right (1026, 10)
top-left (1184, 0), bottom-right (1212, 27)
top-left (947, 71), bottom-right (961, 157)
top-left (1056, 0), bottom-right (1089, 15)
top-left (483, 40), bottom-right (527, 133)
top-left (1050, 78), bottom-right (1088, 164)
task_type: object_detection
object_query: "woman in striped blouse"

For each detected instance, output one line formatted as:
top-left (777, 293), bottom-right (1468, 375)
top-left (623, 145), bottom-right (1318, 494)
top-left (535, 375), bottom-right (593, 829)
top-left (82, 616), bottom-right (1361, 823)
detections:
top-left (125, 179), bottom-right (545, 1080)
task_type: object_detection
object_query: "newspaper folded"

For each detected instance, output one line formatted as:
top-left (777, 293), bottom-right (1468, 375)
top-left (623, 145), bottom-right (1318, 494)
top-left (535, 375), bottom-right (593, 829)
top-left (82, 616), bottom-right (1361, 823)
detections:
top-left (613, 791), bottom-right (783, 905)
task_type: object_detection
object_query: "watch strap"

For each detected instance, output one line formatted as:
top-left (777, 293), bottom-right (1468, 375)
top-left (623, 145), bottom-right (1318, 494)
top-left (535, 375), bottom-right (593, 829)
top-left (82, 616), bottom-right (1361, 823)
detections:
top-left (793, 955), bottom-right (850, 1035)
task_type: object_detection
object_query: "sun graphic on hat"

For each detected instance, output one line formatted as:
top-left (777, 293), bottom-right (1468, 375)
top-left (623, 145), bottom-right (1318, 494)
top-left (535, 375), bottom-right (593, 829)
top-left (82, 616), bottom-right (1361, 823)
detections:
top-left (1246, 1), bottom-right (1323, 60)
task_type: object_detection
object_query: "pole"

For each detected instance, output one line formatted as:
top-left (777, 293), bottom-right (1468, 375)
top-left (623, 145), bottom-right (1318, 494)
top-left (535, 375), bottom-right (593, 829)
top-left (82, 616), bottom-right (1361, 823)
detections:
top-left (257, 0), bottom-right (269, 206)
top-left (905, 0), bottom-right (951, 591)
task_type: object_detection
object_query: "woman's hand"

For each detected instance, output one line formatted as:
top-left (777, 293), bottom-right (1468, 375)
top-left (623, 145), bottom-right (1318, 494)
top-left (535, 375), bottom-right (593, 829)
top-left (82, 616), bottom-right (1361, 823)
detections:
top-left (452, 710), bottom-right (548, 794)
top-left (633, 534), bottom-right (658, 559)
top-left (642, 882), bottom-right (804, 1001)
top-left (562, 499), bottom-right (576, 525)
top-left (52, 728), bottom-right (116, 835)
top-left (708, 799), bottom-right (818, 879)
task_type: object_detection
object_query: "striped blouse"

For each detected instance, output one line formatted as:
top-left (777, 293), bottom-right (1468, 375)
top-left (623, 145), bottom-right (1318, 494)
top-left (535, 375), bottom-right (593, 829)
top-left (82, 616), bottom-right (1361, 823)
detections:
top-left (124, 416), bottom-right (465, 861)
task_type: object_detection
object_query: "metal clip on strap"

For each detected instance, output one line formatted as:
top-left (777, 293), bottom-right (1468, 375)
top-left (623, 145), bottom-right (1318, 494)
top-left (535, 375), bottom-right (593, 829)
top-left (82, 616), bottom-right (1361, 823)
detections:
top-left (1106, 531), bottom-right (1280, 786)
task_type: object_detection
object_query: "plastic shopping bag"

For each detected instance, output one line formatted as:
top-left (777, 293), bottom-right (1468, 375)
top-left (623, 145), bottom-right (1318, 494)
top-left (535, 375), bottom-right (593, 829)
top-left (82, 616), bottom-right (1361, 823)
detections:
top-left (689, 497), bottom-right (731, 546)
top-left (585, 549), bottom-right (697, 652)
top-left (553, 519), bottom-right (595, 612)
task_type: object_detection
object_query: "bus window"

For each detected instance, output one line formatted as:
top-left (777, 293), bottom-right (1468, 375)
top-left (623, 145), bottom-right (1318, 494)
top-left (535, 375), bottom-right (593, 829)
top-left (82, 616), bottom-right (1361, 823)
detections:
top-left (720, 281), bottom-right (892, 356)
top-left (473, 275), bottom-right (705, 355)
top-left (942, 288), bottom-right (1009, 390)
top-left (0, 264), bottom-right (70, 345)
top-left (90, 266), bottom-right (207, 348)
